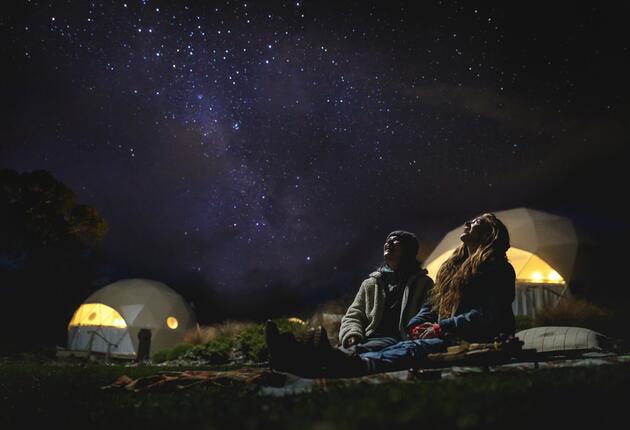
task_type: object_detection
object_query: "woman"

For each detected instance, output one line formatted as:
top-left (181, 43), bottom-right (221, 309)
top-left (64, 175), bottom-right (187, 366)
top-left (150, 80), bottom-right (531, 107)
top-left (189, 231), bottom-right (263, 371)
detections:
top-left (266, 213), bottom-right (516, 377)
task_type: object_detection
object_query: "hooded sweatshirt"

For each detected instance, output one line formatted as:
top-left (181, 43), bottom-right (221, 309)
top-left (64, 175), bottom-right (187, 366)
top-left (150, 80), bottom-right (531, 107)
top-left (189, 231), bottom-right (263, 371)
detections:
top-left (338, 266), bottom-right (433, 346)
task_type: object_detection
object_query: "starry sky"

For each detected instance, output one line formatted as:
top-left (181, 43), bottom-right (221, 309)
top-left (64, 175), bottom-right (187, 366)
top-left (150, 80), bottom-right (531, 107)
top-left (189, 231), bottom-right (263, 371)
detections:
top-left (2, 1), bottom-right (628, 318)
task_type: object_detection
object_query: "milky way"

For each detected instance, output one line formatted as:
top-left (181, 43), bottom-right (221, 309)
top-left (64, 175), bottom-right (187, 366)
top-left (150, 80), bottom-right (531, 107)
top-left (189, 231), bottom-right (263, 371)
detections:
top-left (2, 1), bottom-right (628, 317)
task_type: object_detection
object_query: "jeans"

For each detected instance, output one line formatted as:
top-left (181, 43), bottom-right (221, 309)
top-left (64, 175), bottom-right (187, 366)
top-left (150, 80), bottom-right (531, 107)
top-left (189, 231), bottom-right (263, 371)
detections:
top-left (359, 338), bottom-right (451, 373)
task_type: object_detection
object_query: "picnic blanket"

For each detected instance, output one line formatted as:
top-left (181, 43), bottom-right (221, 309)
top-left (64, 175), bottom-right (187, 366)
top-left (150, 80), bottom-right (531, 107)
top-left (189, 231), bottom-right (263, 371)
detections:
top-left (101, 339), bottom-right (630, 396)
top-left (261, 353), bottom-right (630, 396)
top-left (101, 368), bottom-right (281, 393)
top-left (101, 353), bottom-right (630, 396)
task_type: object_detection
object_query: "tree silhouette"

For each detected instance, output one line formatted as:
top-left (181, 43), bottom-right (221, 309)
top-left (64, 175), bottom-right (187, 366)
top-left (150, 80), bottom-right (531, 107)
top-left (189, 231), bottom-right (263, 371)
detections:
top-left (0, 169), bottom-right (107, 352)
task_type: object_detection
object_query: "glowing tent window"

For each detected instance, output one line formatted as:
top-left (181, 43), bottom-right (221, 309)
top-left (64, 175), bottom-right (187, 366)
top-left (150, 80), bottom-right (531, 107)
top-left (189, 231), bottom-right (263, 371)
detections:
top-left (507, 248), bottom-right (566, 284)
top-left (68, 303), bottom-right (127, 328)
top-left (166, 316), bottom-right (178, 329)
top-left (425, 247), bottom-right (566, 285)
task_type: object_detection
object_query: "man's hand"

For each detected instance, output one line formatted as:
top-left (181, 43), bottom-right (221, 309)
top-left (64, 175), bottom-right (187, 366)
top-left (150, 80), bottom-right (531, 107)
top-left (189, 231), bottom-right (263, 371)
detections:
top-left (343, 335), bottom-right (362, 348)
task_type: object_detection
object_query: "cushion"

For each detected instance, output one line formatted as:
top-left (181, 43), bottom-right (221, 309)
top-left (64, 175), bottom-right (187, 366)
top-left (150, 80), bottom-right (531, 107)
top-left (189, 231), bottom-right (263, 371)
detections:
top-left (515, 326), bottom-right (614, 353)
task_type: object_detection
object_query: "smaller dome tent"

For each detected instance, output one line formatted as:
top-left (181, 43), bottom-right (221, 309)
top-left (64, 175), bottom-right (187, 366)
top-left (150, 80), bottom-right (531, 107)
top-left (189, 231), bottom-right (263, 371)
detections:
top-left (67, 279), bottom-right (196, 358)
top-left (423, 208), bottom-right (579, 317)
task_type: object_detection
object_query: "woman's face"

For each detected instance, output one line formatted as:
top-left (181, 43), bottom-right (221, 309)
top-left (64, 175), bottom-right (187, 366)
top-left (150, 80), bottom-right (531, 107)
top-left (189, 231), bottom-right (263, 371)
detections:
top-left (460, 216), bottom-right (490, 247)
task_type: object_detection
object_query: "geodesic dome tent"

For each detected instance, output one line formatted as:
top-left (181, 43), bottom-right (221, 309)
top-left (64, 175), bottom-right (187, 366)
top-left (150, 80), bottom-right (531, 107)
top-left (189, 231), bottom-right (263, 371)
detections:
top-left (424, 208), bottom-right (579, 317)
top-left (67, 279), bottom-right (197, 358)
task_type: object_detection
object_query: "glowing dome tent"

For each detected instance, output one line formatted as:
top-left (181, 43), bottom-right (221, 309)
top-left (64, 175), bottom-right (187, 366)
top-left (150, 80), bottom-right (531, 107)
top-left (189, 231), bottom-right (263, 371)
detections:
top-left (424, 208), bottom-right (579, 317)
top-left (67, 279), bottom-right (196, 358)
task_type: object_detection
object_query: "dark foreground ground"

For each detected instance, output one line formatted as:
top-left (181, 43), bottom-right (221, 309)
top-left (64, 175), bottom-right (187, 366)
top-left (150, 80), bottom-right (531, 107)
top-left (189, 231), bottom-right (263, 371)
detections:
top-left (1, 359), bottom-right (629, 430)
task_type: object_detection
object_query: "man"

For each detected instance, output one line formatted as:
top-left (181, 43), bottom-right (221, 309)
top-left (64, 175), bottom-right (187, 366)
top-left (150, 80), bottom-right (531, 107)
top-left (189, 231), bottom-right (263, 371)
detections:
top-left (337, 230), bottom-right (434, 354)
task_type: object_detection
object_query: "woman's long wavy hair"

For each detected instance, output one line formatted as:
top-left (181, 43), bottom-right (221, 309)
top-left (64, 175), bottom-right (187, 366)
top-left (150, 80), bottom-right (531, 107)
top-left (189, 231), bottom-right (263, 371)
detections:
top-left (430, 213), bottom-right (510, 318)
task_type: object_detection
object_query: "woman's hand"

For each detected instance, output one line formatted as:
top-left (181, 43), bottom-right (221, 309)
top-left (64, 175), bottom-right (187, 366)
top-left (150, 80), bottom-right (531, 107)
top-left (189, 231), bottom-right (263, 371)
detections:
top-left (418, 323), bottom-right (442, 339)
top-left (408, 322), bottom-right (433, 340)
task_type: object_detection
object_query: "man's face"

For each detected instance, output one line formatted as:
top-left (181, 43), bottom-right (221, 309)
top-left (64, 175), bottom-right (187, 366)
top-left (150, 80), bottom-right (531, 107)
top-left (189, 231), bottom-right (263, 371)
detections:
top-left (383, 235), bottom-right (403, 267)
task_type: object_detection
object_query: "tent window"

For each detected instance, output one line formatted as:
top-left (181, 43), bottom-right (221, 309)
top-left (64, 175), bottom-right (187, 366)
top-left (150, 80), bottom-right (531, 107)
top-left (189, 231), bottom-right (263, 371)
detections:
top-left (166, 316), bottom-right (178, 329)
top-left (507, 248), bottom-right (565, 284)
top-left (68, 303), bottom-right (127, 328)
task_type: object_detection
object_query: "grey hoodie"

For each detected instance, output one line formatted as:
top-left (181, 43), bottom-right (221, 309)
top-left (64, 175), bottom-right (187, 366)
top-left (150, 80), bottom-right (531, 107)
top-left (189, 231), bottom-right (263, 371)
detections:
top-left (338, 268), bottom-right (433, 346)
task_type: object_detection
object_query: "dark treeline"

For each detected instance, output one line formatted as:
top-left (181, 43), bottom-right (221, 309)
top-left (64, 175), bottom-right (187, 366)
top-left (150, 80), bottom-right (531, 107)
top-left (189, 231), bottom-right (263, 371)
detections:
top-left (0, 169), bottom-right (109, 352)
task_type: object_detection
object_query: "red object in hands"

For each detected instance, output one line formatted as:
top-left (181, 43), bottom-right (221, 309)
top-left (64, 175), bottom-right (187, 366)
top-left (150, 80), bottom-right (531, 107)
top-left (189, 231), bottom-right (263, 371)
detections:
top-left (409, 325), bottom-right (422, 339)
top-left (432, 323), bottom-right (442, 337)
top-left (409, 323), bottom-right (432, 340)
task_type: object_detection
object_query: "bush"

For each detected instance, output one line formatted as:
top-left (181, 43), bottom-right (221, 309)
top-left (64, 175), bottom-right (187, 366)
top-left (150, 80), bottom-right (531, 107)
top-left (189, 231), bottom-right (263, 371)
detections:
top-left (158, 318), bottom-right (308, 364)
top-left (151, 343), bottom-right (193, 363)
top-left (151, 348), bottom-right (170, 363)
top-left (272, 317), bottom-right (308, 337)
top-left (515, 315), bottom-right (534, 331)
top-left (233, 318), bottom-right (308, 363)
top-left (534, 297), bottom-right (614, 334)
top-left (234, 326), bottom-right (268, 363)
top-left (166, 343), bottom-right (194, 361)
top-left (183, 320), bottom-right (259, 345)
top-left (180, 339), bottom-right (235, 364)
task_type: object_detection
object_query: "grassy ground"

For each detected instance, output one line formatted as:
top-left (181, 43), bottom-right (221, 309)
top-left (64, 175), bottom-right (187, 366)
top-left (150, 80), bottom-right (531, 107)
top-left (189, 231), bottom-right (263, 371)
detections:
top-left (1, 359), bottom-right (629, 430)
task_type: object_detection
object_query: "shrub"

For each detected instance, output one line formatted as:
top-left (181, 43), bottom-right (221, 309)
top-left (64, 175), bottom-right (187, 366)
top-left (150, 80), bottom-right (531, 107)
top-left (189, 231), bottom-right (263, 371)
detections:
top-left (234, 326), bottom-right (268, 363)
top-left (166, 343), bottom-right (194, 361)
top-left (206, 338), bottom-right (235, 364)
top-left (182, 320), bottom-right (259, 345)
top-left (534, 297), bottom-right (614, 334)
top-left (515, 315), bottom-right (534, 331)
top-left (179, 339), bottom-right (234, 364)
top-left (232, 318), bottom-right (308, 363)
top-left (182, 325), bottom-right (213, 345)
top-left (151, 343), bottom-right (193, 363)
top-left (151, 348), bottom-right (170, 363)
top-left (272, 317), bottom-right (308, 337)
top-left (166, 318), bottom-right (308, 364)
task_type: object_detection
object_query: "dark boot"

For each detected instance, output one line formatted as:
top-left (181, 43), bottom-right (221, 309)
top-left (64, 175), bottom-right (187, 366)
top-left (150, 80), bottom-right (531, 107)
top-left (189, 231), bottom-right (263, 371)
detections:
top-left (313, 325), bottom-right (334, 351)
top-left (265, 320), bottom-right (324, 378)
top-left (320, 347), bottom-right (369, 378)
top-left (265, 320), bottom-right (295, 372)
top-left (300, 325), bottom-right (333, 352)
top-left (314, 326), bottom-right (368, 378)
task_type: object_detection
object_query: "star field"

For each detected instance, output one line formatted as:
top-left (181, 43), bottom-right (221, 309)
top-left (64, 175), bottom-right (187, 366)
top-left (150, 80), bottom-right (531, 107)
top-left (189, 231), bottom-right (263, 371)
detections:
top-left (2, 1), bottom-right (628, 317)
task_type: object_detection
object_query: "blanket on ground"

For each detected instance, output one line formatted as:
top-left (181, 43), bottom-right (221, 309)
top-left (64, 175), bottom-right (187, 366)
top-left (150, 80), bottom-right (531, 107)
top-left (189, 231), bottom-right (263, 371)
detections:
top-left (101, 353), bottom-right (630, 396)
top-left (101, 339), bottom-right (630, 396)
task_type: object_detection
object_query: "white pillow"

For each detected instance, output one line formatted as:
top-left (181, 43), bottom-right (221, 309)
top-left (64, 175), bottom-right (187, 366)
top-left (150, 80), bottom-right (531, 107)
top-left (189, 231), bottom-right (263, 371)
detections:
top-left (515, 326), bottom-right (614, 353)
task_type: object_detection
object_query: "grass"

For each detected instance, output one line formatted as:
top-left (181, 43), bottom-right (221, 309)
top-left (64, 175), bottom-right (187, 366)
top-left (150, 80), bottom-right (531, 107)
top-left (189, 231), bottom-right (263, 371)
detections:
top-left (1, 359), bottom-right (630, 430)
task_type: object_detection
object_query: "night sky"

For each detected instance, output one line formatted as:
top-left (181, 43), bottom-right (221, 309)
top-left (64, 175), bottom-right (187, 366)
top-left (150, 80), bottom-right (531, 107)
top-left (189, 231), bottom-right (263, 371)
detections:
top-left (2, 1), bottom-right (628, 319)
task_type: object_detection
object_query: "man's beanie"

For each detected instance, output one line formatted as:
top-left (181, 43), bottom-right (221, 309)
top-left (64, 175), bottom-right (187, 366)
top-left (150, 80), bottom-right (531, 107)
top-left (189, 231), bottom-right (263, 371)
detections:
top-left (386, 230), bottom-right (419, 259)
